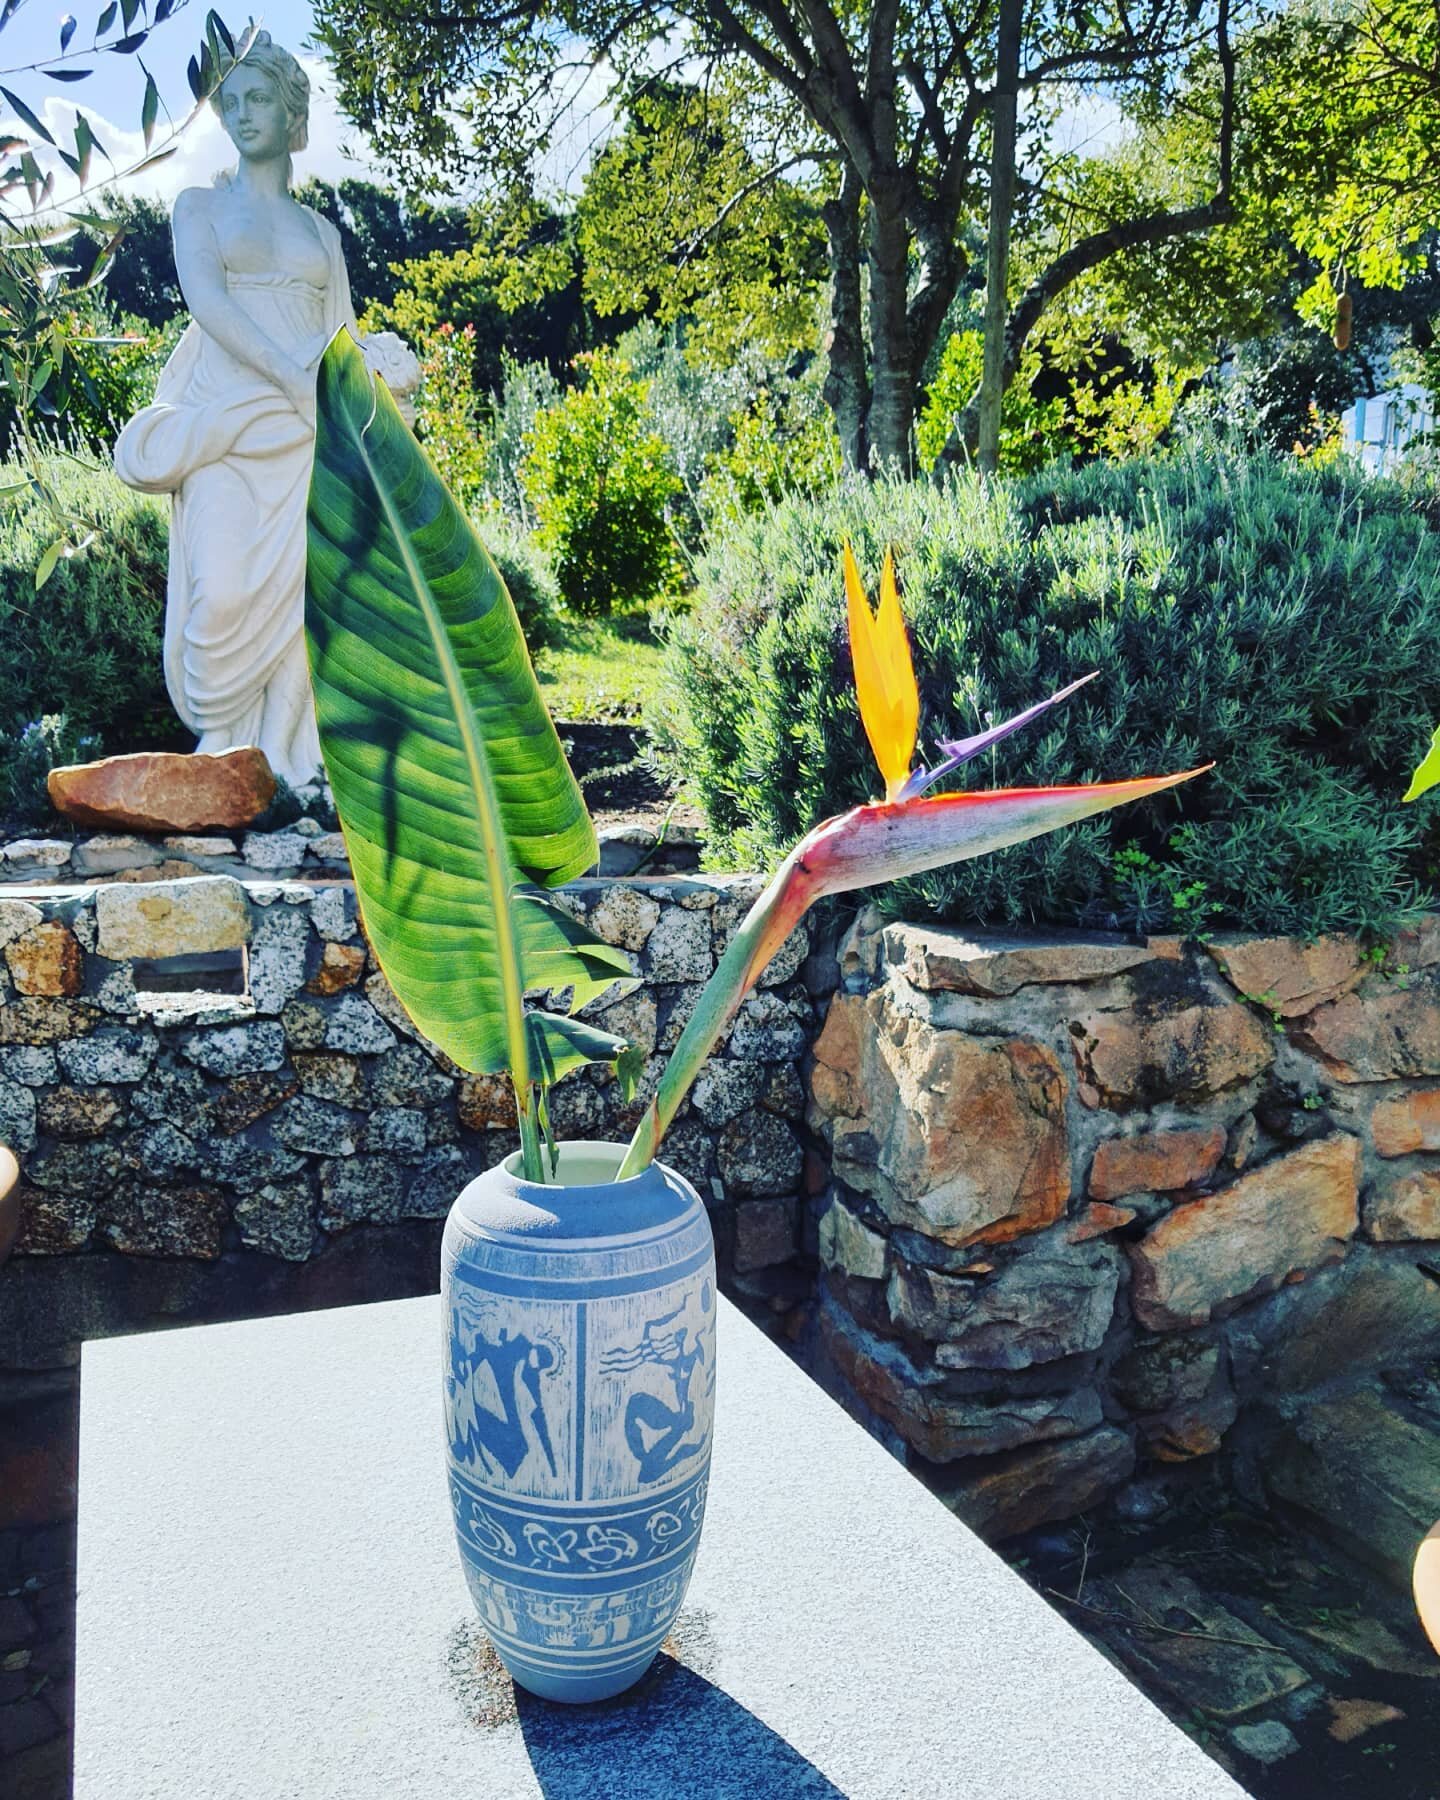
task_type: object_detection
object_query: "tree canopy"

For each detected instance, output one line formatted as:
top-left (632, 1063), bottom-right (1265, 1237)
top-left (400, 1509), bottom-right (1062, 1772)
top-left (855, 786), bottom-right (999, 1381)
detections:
top-left (314, 0), bottom-right (1250, 469)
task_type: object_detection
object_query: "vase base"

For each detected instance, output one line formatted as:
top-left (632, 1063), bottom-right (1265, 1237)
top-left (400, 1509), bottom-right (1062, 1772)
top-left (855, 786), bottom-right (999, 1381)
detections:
top-left (499, 1645), bottom-right (660, 1706)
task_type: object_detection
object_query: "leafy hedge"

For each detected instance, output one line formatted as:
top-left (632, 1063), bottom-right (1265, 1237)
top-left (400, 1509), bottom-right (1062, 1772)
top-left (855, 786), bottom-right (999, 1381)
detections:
top-left (0, 465), bottom-right (174, 820)
top-left (665, 450), bottom-right (1440, 939)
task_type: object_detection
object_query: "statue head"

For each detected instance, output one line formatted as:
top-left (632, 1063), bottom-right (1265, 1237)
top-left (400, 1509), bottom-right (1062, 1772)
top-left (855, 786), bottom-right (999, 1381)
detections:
top-left (212, 31), bottom-right (309, 163)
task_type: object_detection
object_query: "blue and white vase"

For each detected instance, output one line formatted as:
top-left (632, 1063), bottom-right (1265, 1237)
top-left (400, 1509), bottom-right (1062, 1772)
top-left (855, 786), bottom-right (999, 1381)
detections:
top-left (442, 1140), bottom-right (716, 1703)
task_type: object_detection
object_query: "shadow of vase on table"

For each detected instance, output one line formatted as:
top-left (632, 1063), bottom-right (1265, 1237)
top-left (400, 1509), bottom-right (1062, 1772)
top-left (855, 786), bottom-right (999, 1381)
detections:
top-left (448, 1611), bottom-right (846, 1798)
top-left (515, 1654), bottom-right (847, 1800)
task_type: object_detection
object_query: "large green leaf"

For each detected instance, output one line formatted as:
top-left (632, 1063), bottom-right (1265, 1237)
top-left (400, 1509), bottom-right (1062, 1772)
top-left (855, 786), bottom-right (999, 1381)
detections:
top-left (305, 328), bottom-right (631, 1077)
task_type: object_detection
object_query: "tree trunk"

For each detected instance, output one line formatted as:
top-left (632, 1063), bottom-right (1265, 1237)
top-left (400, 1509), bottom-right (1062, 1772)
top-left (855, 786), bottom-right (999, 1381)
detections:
top-left (822, 164), bottom-right (869, 474)
top-left (978, 0), bottom-right (1023, 475)
top-left (866, 175), bottom-right (914, 473)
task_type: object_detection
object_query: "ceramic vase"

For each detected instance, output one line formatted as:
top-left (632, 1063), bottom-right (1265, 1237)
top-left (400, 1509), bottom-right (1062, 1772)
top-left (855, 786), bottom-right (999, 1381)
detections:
top-left (442, 1140), bottom-right (716, 1703)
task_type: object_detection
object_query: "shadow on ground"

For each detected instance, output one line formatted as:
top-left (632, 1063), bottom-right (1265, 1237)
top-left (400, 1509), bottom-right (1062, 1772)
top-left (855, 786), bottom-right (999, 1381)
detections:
top-left (449, 1610), bottom-right (845, 1799)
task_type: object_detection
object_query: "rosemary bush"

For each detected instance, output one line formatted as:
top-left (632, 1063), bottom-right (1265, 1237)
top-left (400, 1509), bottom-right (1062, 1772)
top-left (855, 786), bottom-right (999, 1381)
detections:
top-left (666, 449), bottom-right (1440, 938)
top-left (0, 462), bottom-right (173, 821)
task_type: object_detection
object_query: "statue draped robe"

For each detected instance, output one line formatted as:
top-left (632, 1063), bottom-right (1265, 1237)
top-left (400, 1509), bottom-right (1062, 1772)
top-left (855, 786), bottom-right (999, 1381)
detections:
top-left (114, 205), bottom-right (355, 787)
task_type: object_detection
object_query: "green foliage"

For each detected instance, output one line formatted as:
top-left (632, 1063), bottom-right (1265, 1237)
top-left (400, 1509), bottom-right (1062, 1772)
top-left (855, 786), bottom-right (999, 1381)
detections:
top-left (411, 325), bottom-right (491, 514)
top-left (575, 77), bottom-right (827, 362)
top-left (919, 327), bottom-right (1185, 474)
top-left (0, 461), bottom-right (173, 821)
top-left (361, 197), bottom-right (587, 395)
top-left (0, 713), bottom-right (102, 825)
top-left (294, 178), bottom-right (470, 316)
top-left (668, 450), bottom-right (1440, 938)
top-left (698, 380), bottom-right (844, 530)
top-left (0, 297), bottom-right (182, 461)
top-left (473, 511), bottom-right (560, 650)
top-left (533, 614), bottom-right (670, 723)
top-left (67, 195), bottom-right (183, 327)
top-left (0, 7), bottom-right (245, 575)
top-left (522, 350), bottom-right (682, 617)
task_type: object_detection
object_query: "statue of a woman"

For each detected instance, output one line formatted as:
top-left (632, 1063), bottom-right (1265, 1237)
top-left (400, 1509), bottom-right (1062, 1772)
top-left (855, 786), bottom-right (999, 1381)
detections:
top-left (114, 34), bottom-right (415, 787)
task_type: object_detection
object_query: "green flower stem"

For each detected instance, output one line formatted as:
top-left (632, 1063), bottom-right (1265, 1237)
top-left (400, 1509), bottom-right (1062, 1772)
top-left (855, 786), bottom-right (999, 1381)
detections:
top-left (516, 1082), bottom-right (545, 1185)
top-left (618, 851), bottom-right (812, 1178)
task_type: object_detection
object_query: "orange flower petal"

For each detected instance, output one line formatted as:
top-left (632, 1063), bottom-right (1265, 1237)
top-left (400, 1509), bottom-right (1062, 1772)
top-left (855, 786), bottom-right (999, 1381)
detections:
top-left (845, 541), bottom-right (918, 802)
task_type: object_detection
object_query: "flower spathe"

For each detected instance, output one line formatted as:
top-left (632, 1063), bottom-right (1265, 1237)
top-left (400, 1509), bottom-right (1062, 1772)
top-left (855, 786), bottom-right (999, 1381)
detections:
top-left (844, 541), bottom-right (917, 802)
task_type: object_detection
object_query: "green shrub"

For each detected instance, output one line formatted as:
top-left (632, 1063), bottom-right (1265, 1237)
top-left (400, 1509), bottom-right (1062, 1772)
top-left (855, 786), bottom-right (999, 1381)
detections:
top-left (522, 349), bottom-right (682, 615)
top-left (473, 511), bottom-right (560, 648)
top-left (413, 324), bottom-right (491, 516)
top-left (0, 300), bottom-right (183, 461)
top-left (0, 461), bottom-right (174, 820)
top-left (667, 449), bottom-right (1440, 939)
top-left (0, 714), bottom-right (103, 824)
top-left (698, 380), bottom-right (844, 533)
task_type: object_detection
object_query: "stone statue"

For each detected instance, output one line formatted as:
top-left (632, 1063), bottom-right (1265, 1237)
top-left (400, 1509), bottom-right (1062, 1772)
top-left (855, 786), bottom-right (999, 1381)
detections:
top-left (114, 33), bottom-right (419, 788)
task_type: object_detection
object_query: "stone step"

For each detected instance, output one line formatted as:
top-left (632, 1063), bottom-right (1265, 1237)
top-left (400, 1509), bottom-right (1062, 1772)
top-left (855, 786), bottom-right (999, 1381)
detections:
top-left (1261, 1387), bottom-right (1440, 1589)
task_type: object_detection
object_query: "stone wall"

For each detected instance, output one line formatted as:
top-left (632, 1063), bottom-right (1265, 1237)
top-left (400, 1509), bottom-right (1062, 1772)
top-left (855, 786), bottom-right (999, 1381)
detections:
top-left (0, 812), bottom-right (699, 886)
top-left (806, 913), bottom-right (1440, 1541)
top-left (0, 872), bottom-right (816, 1356)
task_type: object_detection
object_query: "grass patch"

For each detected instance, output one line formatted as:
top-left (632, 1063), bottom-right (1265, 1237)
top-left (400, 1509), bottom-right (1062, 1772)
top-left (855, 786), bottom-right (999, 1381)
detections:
top-left (533, 609), bottom-right (671, 723)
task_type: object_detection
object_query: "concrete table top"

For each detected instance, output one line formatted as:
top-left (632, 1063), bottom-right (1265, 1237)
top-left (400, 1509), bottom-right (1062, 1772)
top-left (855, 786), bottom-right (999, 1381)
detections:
top-left (75, 1295), bottom-right (1248, 1800)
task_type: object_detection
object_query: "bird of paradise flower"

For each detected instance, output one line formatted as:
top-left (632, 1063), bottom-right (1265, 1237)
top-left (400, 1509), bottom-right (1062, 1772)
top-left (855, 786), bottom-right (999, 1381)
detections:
top-left (618, 543), bottom-right (1210, 1175)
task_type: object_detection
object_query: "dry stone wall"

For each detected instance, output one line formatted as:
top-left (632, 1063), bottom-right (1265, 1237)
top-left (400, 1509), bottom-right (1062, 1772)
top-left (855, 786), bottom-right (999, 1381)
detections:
top-left (807, 913), bottom-right (1440, 1542)
top-left (0, 872), bottom-right (815, 1352)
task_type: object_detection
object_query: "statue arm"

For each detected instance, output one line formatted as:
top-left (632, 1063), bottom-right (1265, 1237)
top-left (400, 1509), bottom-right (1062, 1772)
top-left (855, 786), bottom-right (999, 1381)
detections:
top-left (172, 190), bottom-right (312, 413)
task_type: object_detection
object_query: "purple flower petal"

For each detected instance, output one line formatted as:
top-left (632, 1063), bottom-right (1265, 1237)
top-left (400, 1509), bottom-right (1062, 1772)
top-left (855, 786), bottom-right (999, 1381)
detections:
top-left (901, 671), bottom-right (1100, 800)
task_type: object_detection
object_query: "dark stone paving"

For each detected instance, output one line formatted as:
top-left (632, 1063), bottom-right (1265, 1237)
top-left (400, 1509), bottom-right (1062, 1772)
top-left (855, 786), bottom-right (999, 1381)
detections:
top-left (1008, 1477), bottom-right (1440, 1800)
top-left (0, 1357), bottom-right (78, 1800)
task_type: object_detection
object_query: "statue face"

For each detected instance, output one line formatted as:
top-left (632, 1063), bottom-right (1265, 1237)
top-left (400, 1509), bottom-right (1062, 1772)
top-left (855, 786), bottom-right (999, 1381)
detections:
top-left (218, 64), bottom-right (292, 162)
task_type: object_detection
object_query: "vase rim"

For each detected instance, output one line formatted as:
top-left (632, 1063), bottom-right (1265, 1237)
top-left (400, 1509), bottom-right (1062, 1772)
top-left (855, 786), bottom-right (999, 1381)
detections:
top-left (498, 1139), bottom-right (651, 1191)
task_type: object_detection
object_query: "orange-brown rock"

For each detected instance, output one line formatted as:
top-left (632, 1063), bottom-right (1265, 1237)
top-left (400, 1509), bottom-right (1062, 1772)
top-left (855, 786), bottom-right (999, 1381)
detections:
top-left (458, 1073), bottom-right (518, 1131)
top-left (807, 992), bottom-right (865, 1128)
top-left (94, 858), bottom-right (203, 884)
top-left (1363, 1168), bottom-right (1440, 1241)
top-left (1206, 933), bottom-right (1362, 1018)
top-left (1129, 1133), bottom-right (1360, 1330)
top-left (809, 988), bottom-right (1069, 1245)
top-left (1393, 914), bottom-right (1440, 972)
top-left (37, 1085), bottom-right (122, 1139)
top-left (1327, 1699), bottom-right (1405, 1744)
top-left (1089, 1125), bottom-right (1225, 1201)
top-left (304, 942), bottom-right (367, 997)
top-left (1070, 966), bottom-right (1274, 1109)
top-left (0, 999), bottom-right (99, 1045)
top-left (4, 921), bottom-right (83, 997)
top-left (1141, 1391), bottom-right (1239, 1462)
top-left (13, 1182), bottom-right (92, 1254)
top-left (47, 747), bottom-right (276, 833)
top-left (1066, 1201), bottom-right (1138, 1242)
top-left (1370, 1087), bottom-right (1440, 1157)
top-left (1296, 974), bottom-right (1440, 1082)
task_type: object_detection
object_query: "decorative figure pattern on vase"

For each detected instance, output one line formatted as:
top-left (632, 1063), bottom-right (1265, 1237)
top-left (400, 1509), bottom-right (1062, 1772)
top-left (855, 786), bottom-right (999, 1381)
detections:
top-left (112, 32), bottom-right (419, 787)
top-left (442, 1141), bottom-right (716, 1703)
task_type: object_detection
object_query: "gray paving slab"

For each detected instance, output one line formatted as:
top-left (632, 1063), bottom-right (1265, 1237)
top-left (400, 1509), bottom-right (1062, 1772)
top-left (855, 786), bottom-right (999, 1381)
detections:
top-left (74, 1294), bottom-right (1249, 1800)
